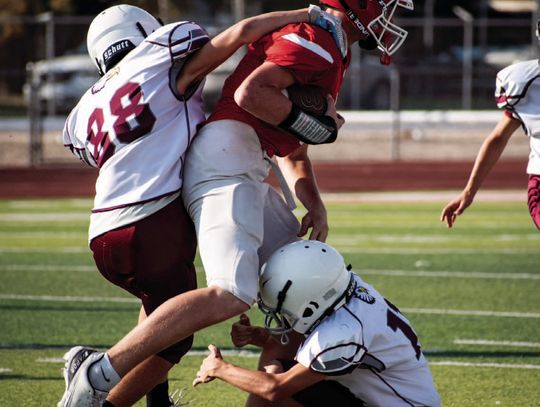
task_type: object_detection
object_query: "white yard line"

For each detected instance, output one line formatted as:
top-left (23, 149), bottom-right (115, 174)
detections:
top-left (403, 308), bottom-right (540, 318)
top-left (2, 265), bottom-right (538, 281)
top-left (34, 356), bottom-right (540, 370)
top-left (430, 361), bottom-right (540, 370)
top-left (339, 247), bottom-right (537, 255)
top-left (0, 247), bottom-right (88, 253)
top-left (0, 294), bottom-right (138, 304)
top-left (453, 339), bottom-right (540, 348)
top-left (1, 293), bottom-right (539, 319)
top-left (0, 213), bottom-right (89, 222)
top-left (0, 265), bottom-right (96, 272)
top-left (360, 269), bottom-right (540, 280)
top-left (0, 368), bottom-right (13, 373)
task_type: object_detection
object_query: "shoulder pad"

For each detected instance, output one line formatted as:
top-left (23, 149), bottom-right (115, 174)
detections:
top-left (496, 60), bottom-right (540, 109)
top-left (296, 309), bottom-right (365, 375)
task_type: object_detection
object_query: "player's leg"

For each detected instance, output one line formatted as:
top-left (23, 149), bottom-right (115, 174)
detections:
top-left (74, 197), bottom-right (197, 407)
top-left (108, 120), bottom-right (268, 375)
top-left (527, 174), bottom-right (540, 229)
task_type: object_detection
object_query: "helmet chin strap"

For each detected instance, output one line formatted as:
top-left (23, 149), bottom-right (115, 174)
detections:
top-left (380, 53), bottom-right (392, 65)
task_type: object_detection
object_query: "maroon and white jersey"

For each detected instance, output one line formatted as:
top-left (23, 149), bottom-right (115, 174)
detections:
top-left (63, 22), bottom-right (209, 212)
top-left (207, 23), bottom-right (350, 157)
top-left (296, 274), bottom-right (441, 407)
top-left (495, 59), bottom-right (540, 175)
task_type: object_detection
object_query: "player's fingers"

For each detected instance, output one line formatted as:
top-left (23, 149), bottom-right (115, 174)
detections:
top-left (208, 344), bottom-right (221, 358)
top-left (297, 216), bottom-right (311, 237)
top-left (239, 313), bottom-right (250, 325)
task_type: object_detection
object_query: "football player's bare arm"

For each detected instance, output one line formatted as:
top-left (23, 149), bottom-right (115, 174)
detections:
top-left (193, 344), bottom-right (324, 403)
top-left (235, 61), bottom-right (296, 124)
top-left (276, 145), bottom-right (328, 242)
top-left (441, 112), bottom-right (521, 228)
top-left (176, 9), bottom-right (309, 94)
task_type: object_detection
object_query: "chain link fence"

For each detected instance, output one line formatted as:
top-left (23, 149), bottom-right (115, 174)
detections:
top-left (0, 11), bottom-right (536, 166)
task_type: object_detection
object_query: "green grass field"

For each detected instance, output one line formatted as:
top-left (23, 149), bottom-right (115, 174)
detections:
top-left (0, 197), bottom-right (539, 406)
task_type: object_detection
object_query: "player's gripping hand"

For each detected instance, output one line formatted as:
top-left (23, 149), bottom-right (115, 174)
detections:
top-left (193, 344), bottom-right (223, 387)
top-left (231, 314), bottom-right (270, 348)
top-left (308, 4), bottom-right (348, 58)
top-left (325, 95), bottom-right (345, 130)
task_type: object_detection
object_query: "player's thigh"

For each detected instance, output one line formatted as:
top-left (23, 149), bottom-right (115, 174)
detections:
top-left (195, 179), bottom-right (268, 305)
top-left (259, 186), bottom-right (301, 266)
top-left (278, 360), bottom-right (364, 407)
top-left (133, 196), bottom-right (197, 313)
top-left (90, 196), bottom-right (197, 309)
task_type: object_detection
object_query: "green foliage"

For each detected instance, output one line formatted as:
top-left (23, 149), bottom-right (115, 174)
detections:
top-left (0, 197), bottom-right (539, 406)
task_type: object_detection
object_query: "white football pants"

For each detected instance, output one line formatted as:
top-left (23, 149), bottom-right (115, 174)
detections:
top-left (182, 120), bottom-right (300, 305)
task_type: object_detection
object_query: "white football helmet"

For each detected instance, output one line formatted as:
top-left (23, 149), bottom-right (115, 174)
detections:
top-left (87, 4), bottom-right (163, 76)
top-left (258, 240), bottom-right (355, 343)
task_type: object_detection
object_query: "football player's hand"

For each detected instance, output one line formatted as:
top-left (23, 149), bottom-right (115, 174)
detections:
top-left (298, 202), bottom-right (328, 242)
top-left (193, 344), bottom-right (223, 387)
top-left (325, 95), bottom-right (345, 130)
top-left (308, 5), bottom-right (348, 58)
top-left (231, 314), bottom-right (269, 348)
top-left (440, 191), bottom-right (474, 228)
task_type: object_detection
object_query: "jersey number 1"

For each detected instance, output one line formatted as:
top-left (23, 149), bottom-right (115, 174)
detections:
top-left (87, 82), bottom-right (156, 167)
top-left (385, 299), bottom-right (422, 360)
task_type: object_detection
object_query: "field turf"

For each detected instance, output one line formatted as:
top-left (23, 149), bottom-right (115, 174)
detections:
top-left (0, 197), bottom-right (538, 406)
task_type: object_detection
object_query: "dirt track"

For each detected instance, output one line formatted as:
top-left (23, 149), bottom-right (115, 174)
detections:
top-left (0, 159), bottom-right (527, 199)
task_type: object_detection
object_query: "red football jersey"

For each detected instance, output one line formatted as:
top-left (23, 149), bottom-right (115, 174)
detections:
top-left (207, 23), bottom-right (351, 157)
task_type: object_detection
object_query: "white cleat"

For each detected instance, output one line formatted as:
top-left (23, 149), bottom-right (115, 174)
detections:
top-left (58, 346), bottom-right (109, 407)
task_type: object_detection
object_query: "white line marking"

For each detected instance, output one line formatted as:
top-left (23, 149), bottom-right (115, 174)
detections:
top-left (0, 294), bottom-right (138, 304)
top-left (430, 361), bottom-right (540, 370)
top-left (403, 308), bottom-right (540, 318)
top-left (0, 247), bottom-right (536, 255)
top-left (0, 265), bottom-right (96, 273)
top-left (453, 339), bottom-right (540, 348)
top-left (360, 269), bottom-right (540, 280)
top-left (2, 294), bottom-right (538, 319)
top-left (34, 356), bottom-right (540, 370)
top-left (3, 265), bottom-right (537, 280)
top-left (0, 213), bottom-right (89, 222)
top-left (0, 248), bottom-right (88, 254)
top-left (0, 368), bottom-right (12, 373)
top-left (339, 248), bottom-right (537, 255)
top-left (0, 232), bottom-right (87, 239)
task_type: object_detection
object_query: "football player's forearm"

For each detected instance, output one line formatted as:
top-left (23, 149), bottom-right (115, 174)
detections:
top-left (178, 10), bottom-right (307, 93)
top-left (464, 115), bottom-right (519, 195)
top-left (233, 9), bottom-right (308, 45)
top-left (211, 362), bottom-right (282, 401)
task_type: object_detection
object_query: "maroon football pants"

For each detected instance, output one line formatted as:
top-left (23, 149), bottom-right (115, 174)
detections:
top-left (528, 174), bottom-right (540, 230)
top-left (90, 196), bottom-right (197, 363)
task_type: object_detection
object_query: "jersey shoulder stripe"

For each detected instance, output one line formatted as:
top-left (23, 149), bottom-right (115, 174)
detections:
top-left (280, 33), bottom-right (334, 64)
top-left (496, 59), bottom-right (540, 109)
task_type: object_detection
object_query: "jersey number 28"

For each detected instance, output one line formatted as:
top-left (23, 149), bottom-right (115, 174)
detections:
top-left (87, 82), bottom-right (156, 167)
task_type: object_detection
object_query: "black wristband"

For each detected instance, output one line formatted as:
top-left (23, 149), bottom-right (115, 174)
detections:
top-left (278, 104), bottom-right (338, 145)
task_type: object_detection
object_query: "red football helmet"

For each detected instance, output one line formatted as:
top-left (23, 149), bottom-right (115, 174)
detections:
top-left (321, 0), bottom-right (413, 63)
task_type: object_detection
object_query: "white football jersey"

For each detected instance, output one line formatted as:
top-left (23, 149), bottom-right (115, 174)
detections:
top-left (495, 59), bottom-right (540, 175)
top-left (63, 22), bottom-right (209, 211)
top-left (296, 274), bottom-right (441, 407)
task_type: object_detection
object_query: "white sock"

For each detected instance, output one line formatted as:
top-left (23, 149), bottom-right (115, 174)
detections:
top-left (88, 353), bottom-right (121, 392)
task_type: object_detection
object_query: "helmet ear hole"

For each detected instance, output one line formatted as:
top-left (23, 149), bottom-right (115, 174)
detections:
top-left (302, 308), bottom-right (314, 318)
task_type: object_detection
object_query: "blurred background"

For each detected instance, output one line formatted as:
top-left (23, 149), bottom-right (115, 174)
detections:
top-left (0, 0), bottom-right (537, 170)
